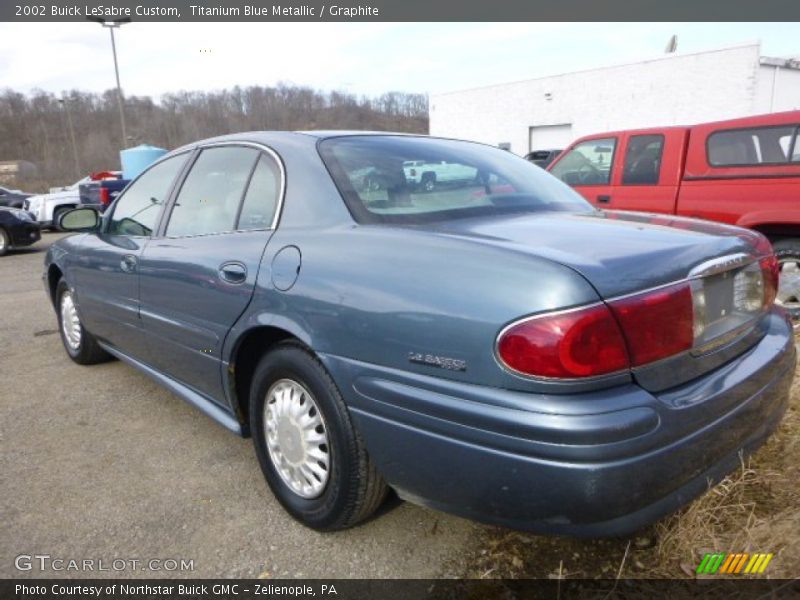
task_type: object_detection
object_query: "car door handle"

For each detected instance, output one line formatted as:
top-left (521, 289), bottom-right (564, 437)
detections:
top-left (120, 254), bottom-right (137, 273)
top-left (597, 195), bottom-right (612, 204)
top-left (219, 262), bottom-right (247, 284)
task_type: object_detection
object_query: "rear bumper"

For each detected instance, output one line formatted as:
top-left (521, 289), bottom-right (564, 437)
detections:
top-left (324, 309), bottom-right (795, 536)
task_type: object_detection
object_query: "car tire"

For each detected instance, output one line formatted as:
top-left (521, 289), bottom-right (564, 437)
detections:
top-left (421, 173), bottom-right (436, 192)
top-left (249, 341), bottom-right (388, 530)
top-left (772, 239), bottom-right (800, 319)
top-left (0, 228), bottom-right (9, 256)
top-left (56, 279), bottom-right (112, 365)
top-left (52, 207), bottom-right (73, 232)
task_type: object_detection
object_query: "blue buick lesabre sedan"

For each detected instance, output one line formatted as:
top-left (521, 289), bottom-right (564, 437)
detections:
top-left (45, 132), bottom-right (795, 535)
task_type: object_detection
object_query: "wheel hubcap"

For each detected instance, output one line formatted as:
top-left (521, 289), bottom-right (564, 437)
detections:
top-left (0, 234), bottom-right (6, 250)
top-left (264, 379), bottom-right (330, 499)
top-left (776, 258), bottom-right (800, 311)
top-left (60, 291), bottom-right (82, 350)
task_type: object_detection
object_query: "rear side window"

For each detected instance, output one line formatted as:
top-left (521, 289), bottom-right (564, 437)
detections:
top-left (549, 138), bottom-right (617, 185)
top-left (108, 153), bottom-right (186, 237)
top-left (167, 146), bottom-right (258, 237)
top-left (319, 136), bottom-right (592, 225)
top-left (237, 154), bottom-right (281, 230)
top-left (622, 134), bottom-right (664, 185)
top-left (707, 125), bottom-right (797, 166)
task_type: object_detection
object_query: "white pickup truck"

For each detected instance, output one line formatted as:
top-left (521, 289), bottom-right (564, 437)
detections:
top-left (403, 160), bottom-right (478, 191)
top-left (25, 172), bottom-right (120, 230)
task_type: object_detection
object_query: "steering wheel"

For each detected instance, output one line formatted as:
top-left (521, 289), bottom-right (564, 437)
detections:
top-left (577, 162), bottom-right (601, 184)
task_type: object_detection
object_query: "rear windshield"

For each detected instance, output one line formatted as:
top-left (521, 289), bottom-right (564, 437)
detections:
top-left (318, 136), bottom-right (593, 225)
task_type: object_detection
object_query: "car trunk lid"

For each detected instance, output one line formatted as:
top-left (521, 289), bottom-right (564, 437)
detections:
top-left (423, 209), bottom-right (775, 391)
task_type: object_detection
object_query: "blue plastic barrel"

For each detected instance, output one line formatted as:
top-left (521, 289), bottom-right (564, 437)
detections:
top-left (120, 145), bottom-right (167, 180)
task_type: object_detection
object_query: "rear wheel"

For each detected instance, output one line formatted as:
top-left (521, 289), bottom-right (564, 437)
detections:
top-left (0, 228), bottom-right (9, 256)
top-left (56, 279), bottom-right (112, 364)
top-left (773, 239), bottom-right (800, 319)
top-left (250, 341), bottom-right (388, 530)
top-left (52, 206), bottom-right (74, 231)
top-left (420, 172), bottom-right (436, 192)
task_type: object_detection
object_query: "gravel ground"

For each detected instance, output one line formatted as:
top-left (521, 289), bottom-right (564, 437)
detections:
top-left (0, 232), bottom-right (479, 579)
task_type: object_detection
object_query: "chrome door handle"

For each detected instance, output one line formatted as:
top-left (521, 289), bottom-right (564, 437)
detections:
top-left (219, 261), bottom-right (247, 284)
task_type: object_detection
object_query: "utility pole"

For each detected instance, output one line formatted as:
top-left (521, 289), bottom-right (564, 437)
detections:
top-left (88, 16), bottom-right (131, 147)
top-left (59, 95), bottom-right (81, 177)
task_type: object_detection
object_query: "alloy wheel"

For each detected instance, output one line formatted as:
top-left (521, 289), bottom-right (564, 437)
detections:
top-left (776, 258), bottom-right (800, 314)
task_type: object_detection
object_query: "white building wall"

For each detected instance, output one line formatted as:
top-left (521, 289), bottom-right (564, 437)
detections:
top-left (755, 63), bottom-right (800, 113)
top-left (430, 43), bottom-right (766, 155)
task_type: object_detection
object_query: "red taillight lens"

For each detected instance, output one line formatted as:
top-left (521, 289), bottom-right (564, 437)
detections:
top-left (748, 232), bottom-right (774, 257)
top-left (760, 255), bottom-right (779, 307)
top-left (99, 187), bottom-right (110, 205)
top-left (749, 232), bottom-right (777, 307)
top-left (608, 283), bottom-right (694, 367)
top-left (497, 304), bottom-right (630, 378)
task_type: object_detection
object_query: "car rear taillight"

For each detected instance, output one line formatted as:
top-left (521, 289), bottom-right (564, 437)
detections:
top-left (497, 284), bottom-right (696, 379)
top-left (99, 187), bottom-right (111, 205)
top-left (496, 304), bottom-right (630, 378)
top-left (498, 251), bottom-right (778, 380)
top-left (608, 283), bottom-right (694, 366)
top-left (759, 255), bottom-right (778, 307)
top-left (409, 168), bottom-right (417, 176)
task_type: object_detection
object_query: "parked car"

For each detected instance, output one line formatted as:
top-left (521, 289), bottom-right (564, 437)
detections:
top-left (547, 110), bottom-right (800, 315)
top-left (0, 185), bottom-right (32, 209)
top-left (524, 149), bottom-right (562, 168)
top-left (46, 132), bottom-right (794, 535)
top-left (0, 207), bottom-right (41, 255)
top-left (25, 171), bottom-right (124, 230)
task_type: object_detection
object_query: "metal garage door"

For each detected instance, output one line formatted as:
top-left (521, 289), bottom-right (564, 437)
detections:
top-left (528, 124), bottom-right (573, 152)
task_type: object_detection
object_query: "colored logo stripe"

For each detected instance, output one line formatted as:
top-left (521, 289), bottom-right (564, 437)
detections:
top-left (697, 553), bottom-right (773, 575)
top-left (744, 553), bottom-right (773, 574)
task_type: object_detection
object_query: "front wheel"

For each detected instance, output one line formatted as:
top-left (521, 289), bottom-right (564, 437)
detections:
top-left (56, 279), bottom-right (112, 364)
top-left (250, 342), bottom-right (388, 530)
top-left (0, 228), bottom-right (9, 256)
top-left (773, 239), bottom-right (800, 319)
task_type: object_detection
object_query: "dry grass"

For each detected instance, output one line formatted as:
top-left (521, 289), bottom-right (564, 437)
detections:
top-left (652, 346), bottom-right (800, 579)
top-left (461, 334), bottom-right (800, 580)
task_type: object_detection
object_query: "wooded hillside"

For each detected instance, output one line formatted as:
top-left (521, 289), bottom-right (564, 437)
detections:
top-left (0, 85), bottom-right (428, 191)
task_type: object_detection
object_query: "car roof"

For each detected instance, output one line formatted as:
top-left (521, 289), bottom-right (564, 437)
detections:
top-left (297, 130), bottom-right (419, 138)
top-left (168, 130), bottom-right (423, 155)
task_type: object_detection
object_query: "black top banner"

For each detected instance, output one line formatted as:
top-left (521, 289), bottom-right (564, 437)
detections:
top-left (4, 0), bottom-right (800, 22)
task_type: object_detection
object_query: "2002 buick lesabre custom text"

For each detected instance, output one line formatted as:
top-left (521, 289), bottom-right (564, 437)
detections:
top-left (45, 132), bottom-right (795, 535)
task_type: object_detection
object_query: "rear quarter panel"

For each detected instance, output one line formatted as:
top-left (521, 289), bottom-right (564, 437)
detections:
top-left (230, 224), bottom-right (605, 393)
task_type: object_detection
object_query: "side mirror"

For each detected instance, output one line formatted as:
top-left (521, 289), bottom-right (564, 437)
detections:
top-left (59, 207), bottom-right (100, 232)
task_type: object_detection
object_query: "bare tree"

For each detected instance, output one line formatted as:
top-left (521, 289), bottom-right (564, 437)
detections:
top-left (0, 85), bottom-right (428, 191)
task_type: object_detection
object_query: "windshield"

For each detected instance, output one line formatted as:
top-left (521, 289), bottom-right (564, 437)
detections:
top-left (318, 136), bottom-right (594, 225)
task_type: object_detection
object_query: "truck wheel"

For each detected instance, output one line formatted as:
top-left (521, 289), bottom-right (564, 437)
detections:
top-left (249, 341), bottom-right (388, 530)
top-left (420, 172), bottom-right (436, 192)
top-left (56, 279), bottom-right (112, 365)
top-left (52, 206), bottom-right (74, 232)
top-left (0, 228), bottom-right (9, 256)
top-left (773, 239), bottom-right (800, 319)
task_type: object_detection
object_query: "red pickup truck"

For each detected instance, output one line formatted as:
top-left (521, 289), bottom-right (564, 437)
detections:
top-left (547, 110), bottom-right (800, 315)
